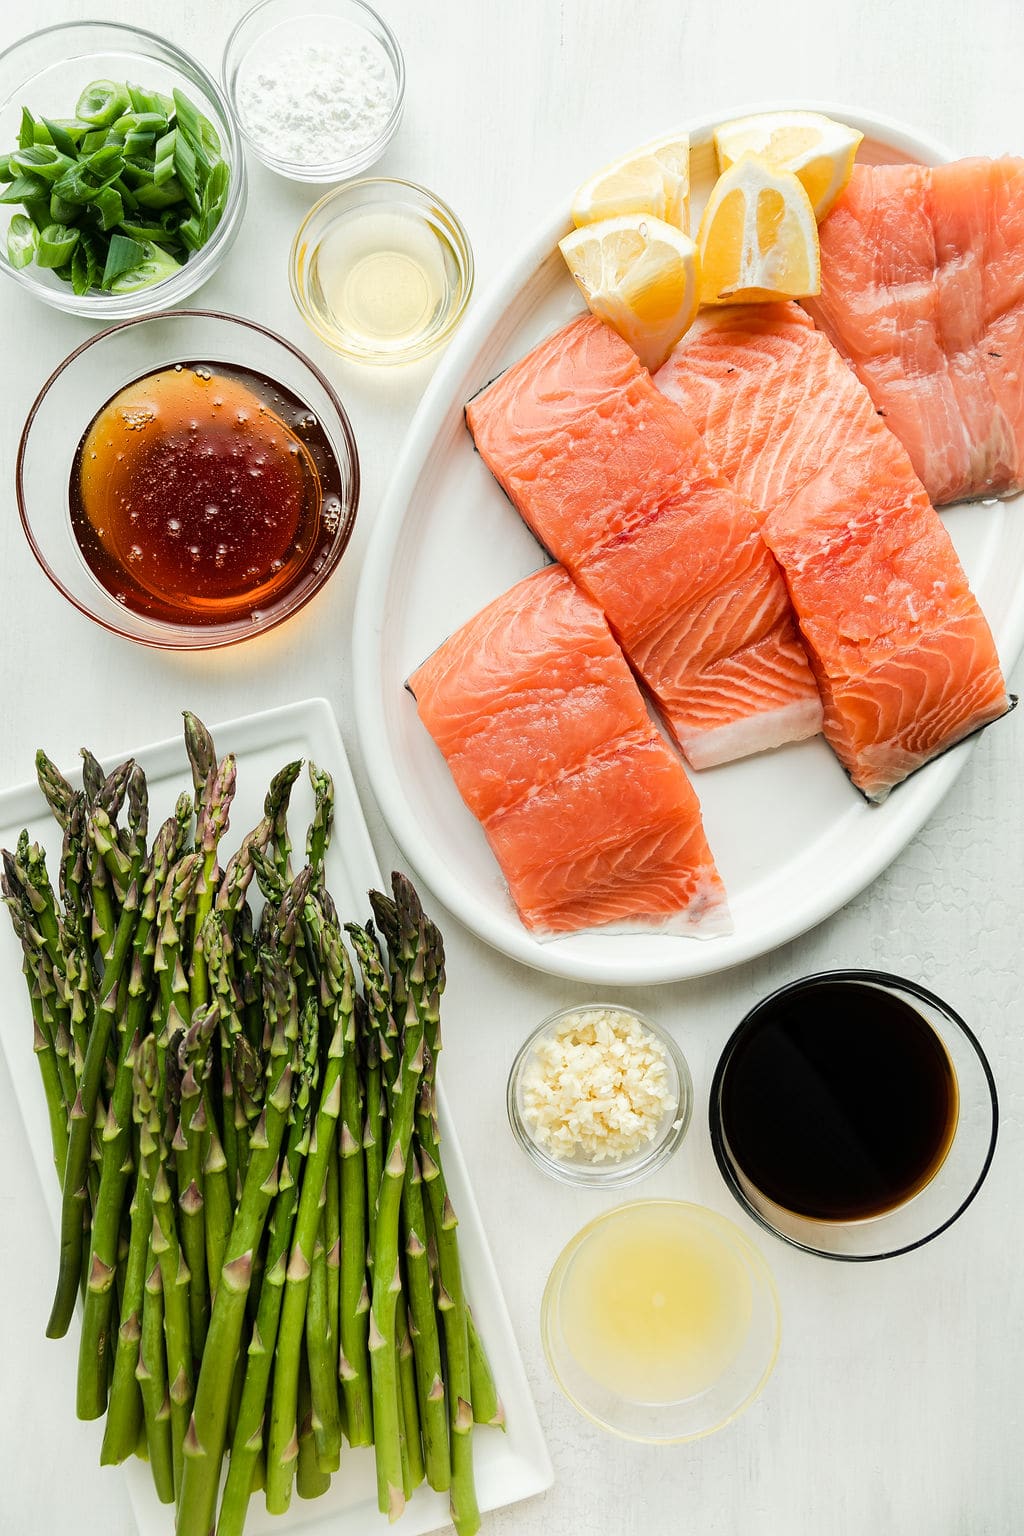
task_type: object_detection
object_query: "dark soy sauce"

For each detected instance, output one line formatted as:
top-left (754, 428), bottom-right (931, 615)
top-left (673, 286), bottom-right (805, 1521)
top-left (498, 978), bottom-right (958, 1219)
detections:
top-left (70, 361), bottom-right (345, 627)
top-left (719, 979), bottom-right (959, 1222)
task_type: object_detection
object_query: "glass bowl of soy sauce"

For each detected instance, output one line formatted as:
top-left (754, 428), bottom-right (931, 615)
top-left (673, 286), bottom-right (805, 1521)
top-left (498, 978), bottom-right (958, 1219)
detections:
top-left (709, 970), bottom-right (998, 1262)
top-left (16, 308), bottom-right (359, 648)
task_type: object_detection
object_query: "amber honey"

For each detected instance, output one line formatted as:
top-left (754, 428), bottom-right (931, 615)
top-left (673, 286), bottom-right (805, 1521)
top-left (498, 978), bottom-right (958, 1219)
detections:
top-left (70, 362), bottom-right (345, 626)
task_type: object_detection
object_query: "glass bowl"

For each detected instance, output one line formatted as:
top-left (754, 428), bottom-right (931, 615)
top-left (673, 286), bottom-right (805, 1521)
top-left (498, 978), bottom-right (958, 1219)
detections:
top-left (0, 22), bottom-right (247, 319)
top-left (541, 1200), bottom-right (781, 1443)
top-left (709, 969), bottom-right (999, 1261)
top-left (223, 0), bottom-right (405, 183)
top-left (16, 308), bottom-right (359, 650)
top-left (289, 178), bottom-right (474, 365)
top-left (507, 1004), bottom-right (693, 1188)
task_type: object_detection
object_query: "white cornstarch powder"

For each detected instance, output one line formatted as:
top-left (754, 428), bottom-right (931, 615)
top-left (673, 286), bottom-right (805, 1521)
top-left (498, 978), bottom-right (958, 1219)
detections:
top-left (238, 37), bottom-right (396, 166)
top-left (521, 1008), bottom-right (674, 1163)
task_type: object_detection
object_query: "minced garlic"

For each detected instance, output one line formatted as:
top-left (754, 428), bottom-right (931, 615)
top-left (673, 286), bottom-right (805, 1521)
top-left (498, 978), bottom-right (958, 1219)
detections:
top-left (520, 1007), bottom-right (673, 1163)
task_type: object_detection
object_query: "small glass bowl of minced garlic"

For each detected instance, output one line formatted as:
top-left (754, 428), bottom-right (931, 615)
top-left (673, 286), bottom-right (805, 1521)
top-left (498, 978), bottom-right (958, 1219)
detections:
top-left (507, 1004), bottom-right (693, 1187)
top-left (223, 0), bottom-right (405, 182)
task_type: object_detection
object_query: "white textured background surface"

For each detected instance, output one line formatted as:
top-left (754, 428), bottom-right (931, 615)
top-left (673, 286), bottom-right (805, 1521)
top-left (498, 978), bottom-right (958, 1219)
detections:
top-left (1, 2), bottom-right (1022, 1534)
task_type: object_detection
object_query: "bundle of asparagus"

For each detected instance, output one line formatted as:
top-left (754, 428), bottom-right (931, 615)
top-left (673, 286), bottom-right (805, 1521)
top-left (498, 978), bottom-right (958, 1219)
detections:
top-left (1, 713), bottom-right (504, 1536)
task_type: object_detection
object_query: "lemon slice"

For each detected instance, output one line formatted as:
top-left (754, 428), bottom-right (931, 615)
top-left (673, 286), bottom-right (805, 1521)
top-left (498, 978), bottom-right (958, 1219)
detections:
top-left (714, 110), bottom-right (863, 220)
top-left (697, 153), bottom-right (820, 305)
top-left (559, 214), bottom-right (700, 372)
top-left (571, 133), bottom-right (691, 232)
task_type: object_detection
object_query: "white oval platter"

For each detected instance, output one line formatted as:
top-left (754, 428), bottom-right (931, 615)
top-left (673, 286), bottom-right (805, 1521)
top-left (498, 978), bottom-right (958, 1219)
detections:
top-left (353, 104), bottom-right (1024, 986)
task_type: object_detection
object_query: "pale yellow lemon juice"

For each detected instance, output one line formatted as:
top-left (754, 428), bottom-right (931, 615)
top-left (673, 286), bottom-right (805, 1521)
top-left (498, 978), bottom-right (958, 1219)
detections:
top-left (560, 1203), bottom-right (753, 1403)
top-left (542, 1201), bottom-right (780, 1440)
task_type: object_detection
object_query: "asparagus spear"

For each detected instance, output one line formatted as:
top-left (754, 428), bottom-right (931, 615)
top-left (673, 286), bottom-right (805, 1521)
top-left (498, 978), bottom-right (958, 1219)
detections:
top-left (403, 1149), bottom-right (450, 1488)
top-left (48, 767), bottom-right (147, 1340)
top-left (173, 1002), bottom-right (219, 1359)
top-left (188, 753), bottom-right (237, 1015)
top-left (136, 1033), bottom-right (193, 1497)
top-left (174, 952), bottom-right (299, 1536)
top-left (136, 1237), bottom-right (175, 1504)
top-left (216, 1000), bottom-right (318, 1536)
top-left (79, 809), bottom-right (181, 1420)
top-left (265, 979), bottom-right (344, 1513)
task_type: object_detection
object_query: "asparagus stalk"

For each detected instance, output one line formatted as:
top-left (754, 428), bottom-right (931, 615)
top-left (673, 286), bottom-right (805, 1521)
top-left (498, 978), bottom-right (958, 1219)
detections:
top-left (136, 1237), bottom-right (175, 1505)
top-left (265, 981), bottom-right (344, 1513)
top-left (173, 1002), bottom-right (219, 1360)
top-left (467, 1306), bottom-right (506, 1429)
top-left (337, 988), bottom-right (373, 1447)
top-left (136, 1034), bottom-right (194, 1497)
top-left (79, 808), bottom-right (181, 1420)
top-left (174, 952), bottom-right (298, 1536)
top-left (48, 768), bottom-right (147, 1340)
top-left (362, 880), bottom-right (431, 1524)
top-left (101, 1147), bottom-right (151, 1467)
top-left (188, 753), bottom-right (237, 1015)
top-left (216, 1002), bottom-right (318, 1536)
top-left (403, 1149), bottom-right (450, 1488)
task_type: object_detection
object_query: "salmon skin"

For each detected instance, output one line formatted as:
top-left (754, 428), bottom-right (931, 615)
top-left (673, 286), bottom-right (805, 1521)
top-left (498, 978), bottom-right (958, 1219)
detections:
top-left (657, 303), bottom-right (1010, 802)
top-left (407, 565), bottom-right (730, 937)
top-left (805, 158), bottom-right (1024, 507)
top-left (465, 314), bottom-right (823, 771)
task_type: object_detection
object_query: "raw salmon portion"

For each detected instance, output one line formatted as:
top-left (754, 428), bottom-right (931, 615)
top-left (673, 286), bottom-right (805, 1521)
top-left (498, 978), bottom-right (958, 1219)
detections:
top-left (465, 314), bottom-right (822, 770)
top-left (657, 304), bottom-right (1009, 801)
top-left (408, 565), bottom-right (730, 936)
top-left (805, 158), bottom-right (1024, 506)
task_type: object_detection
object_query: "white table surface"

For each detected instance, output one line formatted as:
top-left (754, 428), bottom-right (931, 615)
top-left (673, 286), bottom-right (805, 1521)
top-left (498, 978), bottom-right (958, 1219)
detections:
top-left (1, 2), bottom-right (1022, 1533)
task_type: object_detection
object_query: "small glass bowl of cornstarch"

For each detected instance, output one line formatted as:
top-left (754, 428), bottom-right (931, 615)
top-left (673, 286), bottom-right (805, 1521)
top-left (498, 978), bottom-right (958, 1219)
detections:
top-left (223, 0), bottom-right (404, 182)
top-left (507, 1005), bottom-right (693, 1187)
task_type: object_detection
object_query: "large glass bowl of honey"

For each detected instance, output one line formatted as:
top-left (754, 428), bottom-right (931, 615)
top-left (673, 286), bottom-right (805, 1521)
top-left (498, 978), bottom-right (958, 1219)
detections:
top-left (16, 309), bottom-right (359, 648)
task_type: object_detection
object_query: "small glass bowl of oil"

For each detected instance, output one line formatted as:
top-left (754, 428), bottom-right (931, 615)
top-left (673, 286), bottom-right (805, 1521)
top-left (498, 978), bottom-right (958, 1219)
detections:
top-left (542, 1201), bottom-right (781, 1444)
top-left (290, 178), bottom-right (474, 365)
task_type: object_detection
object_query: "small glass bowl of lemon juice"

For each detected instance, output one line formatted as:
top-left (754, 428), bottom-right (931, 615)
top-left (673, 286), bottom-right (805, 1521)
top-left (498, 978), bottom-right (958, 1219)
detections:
top-left (290, 178), bottom-right (473, 365)
top-left (542, 1200), bottom-right (781, 1443)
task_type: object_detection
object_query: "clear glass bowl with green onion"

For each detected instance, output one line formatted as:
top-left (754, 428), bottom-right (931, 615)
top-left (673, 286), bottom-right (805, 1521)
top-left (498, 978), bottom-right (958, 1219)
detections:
top-left (0, 22), bottom-right (246, 318)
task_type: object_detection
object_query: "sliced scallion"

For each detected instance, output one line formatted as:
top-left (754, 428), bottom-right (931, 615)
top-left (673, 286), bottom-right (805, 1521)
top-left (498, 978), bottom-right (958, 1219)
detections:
top-left (6, 213), bottom-right (38, 269)
top-left (36, 222), bottom-right (80, 268)
top-left (2, 77), bottom-right (229, 295)
top-left (75, 80), bottom-right (130, 128)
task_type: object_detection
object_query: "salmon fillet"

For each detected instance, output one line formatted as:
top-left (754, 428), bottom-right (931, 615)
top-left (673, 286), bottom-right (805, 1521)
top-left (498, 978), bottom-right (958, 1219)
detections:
top-left (656, 304), bottom-right (1009, 801)
top-left (465, 313), bottom-right (822, 770)
top-left (804, 158), bottom-right (1024, 506)
top-left (407, 565), bottom-right (730, 936)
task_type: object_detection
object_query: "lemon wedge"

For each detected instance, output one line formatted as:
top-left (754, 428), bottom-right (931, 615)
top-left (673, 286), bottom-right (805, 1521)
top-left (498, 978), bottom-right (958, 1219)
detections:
top-left (571, 133), bottom-right (691, 232)
top-left (714, 110), bottom-right (863, 221)
top-left (697, 153), bottom-right (820, 305)
top-left (559, 214), bottom-right (700, 371)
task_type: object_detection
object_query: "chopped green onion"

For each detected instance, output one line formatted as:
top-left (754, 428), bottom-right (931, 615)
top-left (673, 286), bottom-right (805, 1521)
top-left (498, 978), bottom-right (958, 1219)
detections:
top-left (107, 237), bottom-right (180, 293)
top-left (71, 231), bottom-right (103, 295)
top-left (10, 146), bottom-right (74, 183)
top-left (6, 213), bottom-right (38, 268)
top-left (23, 196), bottom-right (51, 231)
top-left (38, 119), bottom-right (83, 157)
top-left (113, 111), bottom-right (168, 136)
top-left (75, 80), bottom-right (130, 128)
top-left (133, 176), bottom-right (185, 210)
top-left (123, 131), bottom-right (156, 158)
top-left (91, 185), bottom-right (124, 230)
top-left (0, 173), bottom-right (48, 204)
top-left (36, 222), bottom-right (80, 268)
top-left (49, 190), bottom-right (79, 224)
top-left (1, 77), bottom-right (229, 294)
top-left (100, 231), bottom-right (145, 288)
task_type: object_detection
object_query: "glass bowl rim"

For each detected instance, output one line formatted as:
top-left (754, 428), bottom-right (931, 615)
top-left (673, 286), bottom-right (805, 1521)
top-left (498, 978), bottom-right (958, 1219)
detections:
top-left (708, 966), bottom-right (999, 1263)
top-left (15, 306), bottom-right (361, 651)
top-left (222, 0), bottom-right (406, 182)
top-left (507, 1001), bottom-right (694, 1188)
top-left (288, 176), bottom-right (475, 365)
top-left (540, 1196), bottom-right (782, 1444)
top-left (0, 19), bottom-right (248, 317)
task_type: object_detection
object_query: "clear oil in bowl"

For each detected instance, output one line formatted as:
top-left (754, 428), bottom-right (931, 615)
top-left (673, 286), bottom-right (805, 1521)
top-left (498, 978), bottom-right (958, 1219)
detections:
top-left (302, 204), bottom-right (467, 362)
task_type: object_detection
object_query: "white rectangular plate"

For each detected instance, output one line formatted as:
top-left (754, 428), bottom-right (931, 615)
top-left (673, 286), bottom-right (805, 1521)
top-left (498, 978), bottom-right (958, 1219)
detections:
top-left (0, 697), bottom-right (552, 1536)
